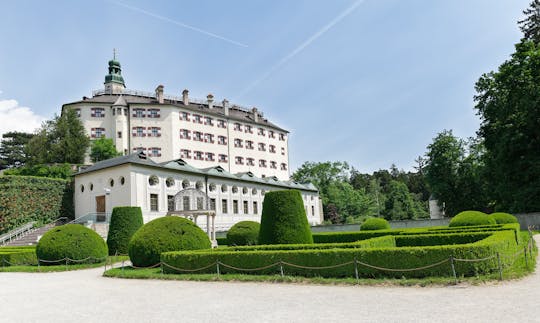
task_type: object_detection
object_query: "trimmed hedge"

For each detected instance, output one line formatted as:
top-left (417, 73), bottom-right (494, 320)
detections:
top-left (258, 190), bottom-right (313, 245)
top-left (162, 230), bottom-right (524, 278)
top-left (107, 207), bottom-right (144, 255)
top-left (360, 217), bottom-right (390, 230)
top-left (216, 237), bottom-right (228, 246)
top-left (394, 232), bottom-right (492, 247)
top-left (128, 216), bottom-right (211, 267)
top-left (0, 247), bottom-right (38, 266)
top-left (0, 176), bottom-right (74, 234)
top-left (313, 229), bottom-right (401, 243)
top-left (36, 224), bottom-right (107, 265)
top-left (449, 211), bottom-right (496, 227)
top-left (226, 221), bottom-right (260, 246)
top-left (490, 212), bottom-right (518, 224)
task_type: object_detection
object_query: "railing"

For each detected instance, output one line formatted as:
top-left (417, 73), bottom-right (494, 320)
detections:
top-left (69, 212), bottom-right (112, 225)
top-left (0, 222), bottom-right (37, 246)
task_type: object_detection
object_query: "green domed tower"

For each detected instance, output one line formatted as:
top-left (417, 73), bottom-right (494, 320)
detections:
top-left (104, 49), bottom-right (126, 94)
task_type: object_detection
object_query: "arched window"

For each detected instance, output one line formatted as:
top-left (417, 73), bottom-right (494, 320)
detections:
top-left (242, 187), bottom-right (248, 195)
top-left (209, 183), bottom-right (216, 192)
top-left (120, 176), bottom-right (125, 185)
top-left (109, 178), bottom-right (114, 187)
top-left (221, 184), bottom-right (228, 193)
top-left (232, 186), bottom-right (238, 194)
top-left (80, 185), bottom-right (85, 193)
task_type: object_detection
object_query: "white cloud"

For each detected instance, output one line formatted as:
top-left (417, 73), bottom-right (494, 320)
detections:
top-left (0, 99), bottom-right (46, 137)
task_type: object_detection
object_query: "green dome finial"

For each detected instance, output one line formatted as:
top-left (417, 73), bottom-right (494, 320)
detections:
top-left (105, 49), bottom-right (125, 88)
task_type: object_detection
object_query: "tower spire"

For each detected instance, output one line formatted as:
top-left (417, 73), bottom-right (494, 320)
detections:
top-left (104, 50), bottom-right (125, 94)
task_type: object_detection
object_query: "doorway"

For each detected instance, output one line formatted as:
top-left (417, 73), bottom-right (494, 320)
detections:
top-left (96, 195), bottom-right (106, 221)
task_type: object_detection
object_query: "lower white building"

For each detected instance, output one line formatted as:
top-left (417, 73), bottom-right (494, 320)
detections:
top-left (73, 152), bottom-right (322, 231)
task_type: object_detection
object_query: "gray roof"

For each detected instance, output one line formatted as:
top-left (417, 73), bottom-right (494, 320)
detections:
top-left (75, 153), bottom-right (317, 192)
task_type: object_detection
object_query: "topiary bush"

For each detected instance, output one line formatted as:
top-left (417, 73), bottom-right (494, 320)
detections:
top-left (489, 212), bottom-right (519, 224)
top-left (227, 221), bottom-right (260, 246)
top-left (360, 217), bottom-right (390, 231)
top-left (258, 190), bottom-right (313, 245)
top-left (128, 216), bottom-right (211, 267)
top-left (106, 206), bottom-right (144, 255)
top-left (449, 211), bottom-right (496, 227)
top-left (36, 224), bottom-right (107, 265)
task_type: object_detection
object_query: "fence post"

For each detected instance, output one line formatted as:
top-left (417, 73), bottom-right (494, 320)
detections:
top-left (160, 263), bottom-right (164, 276)
top-left (524, 246), bottom-right (528, 268)
top-left (279, 261), bottom-right (284, 277)
top-left (449, 256), bottom-right (457, 284)
top-left (216, 260), bottom-right (221, 278)
top-left (496, 252), bottom-right (503, 281)
top-left (354, 257), bottom-right (359, 284)
top-left (65, 258), bottom-right (68, 271)
top-left (121, 260), bottom-right (125, 276)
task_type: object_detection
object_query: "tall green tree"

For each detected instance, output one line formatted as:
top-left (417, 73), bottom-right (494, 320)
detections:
top-left (0, 131), bottom-right (34, 169)
top-left (382, 180), bottom-right (427, 220)
top-left (474, 39), bottom-right (540, 212)
top-left (519, 0), bottom-right (540, 43)
top-left (90, 137), bottom-right (120, 162)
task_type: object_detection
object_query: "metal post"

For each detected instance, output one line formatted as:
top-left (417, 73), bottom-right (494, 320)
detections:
top-left (354, 257), bottom-right (359, 284)
top-left (497, 252), bottom-right (503, 281)
top-left (121, 260), bottom-right (125, 276)
top-left (160, 264), bottom-right (164, 276)
top-left (65, 258), bottom-right (68, 271)
top-left (279, 261), bottom-right (284, 277)
top-left (524, 247), bottom-right (528, 267)
top-left (216, 260), bottom-right (220, 277)
top-left (450, 256), bottom-right (457, 284)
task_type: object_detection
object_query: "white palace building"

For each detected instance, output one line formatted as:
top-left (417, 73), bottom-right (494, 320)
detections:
top-left (69, 57), bottom-right (323, 231)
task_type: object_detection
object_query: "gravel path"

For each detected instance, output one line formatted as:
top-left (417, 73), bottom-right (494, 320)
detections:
top-left (1, 237), bottom-right (539, 323)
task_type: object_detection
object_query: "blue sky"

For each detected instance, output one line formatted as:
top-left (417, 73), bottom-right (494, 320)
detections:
top-left (0, 0), bottom-right (529, 173)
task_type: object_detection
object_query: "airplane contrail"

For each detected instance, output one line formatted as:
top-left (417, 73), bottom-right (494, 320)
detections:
top-left (112, 1), bottom-right (249, 48)
top-left (235, 0), bottom-right (365, 99)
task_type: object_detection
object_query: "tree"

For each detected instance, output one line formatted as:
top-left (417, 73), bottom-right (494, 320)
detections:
top-left (474, 39), bottom-right (540, 212)
top-left (291, 161), bottom-right (350, 194)
top-left (90, 137), bottom-right (120, 162)
top-left (325, 181), bottom-right (375, 223)
top-left (382, 180), bottom-right (427, 220)
top-left (0, 132), bottom-right (34, 169)
top-left (519, 0), bottom-right (540, 43)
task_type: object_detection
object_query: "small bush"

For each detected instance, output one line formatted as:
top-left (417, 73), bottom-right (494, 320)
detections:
top-left (0, 248), bottom-right (38, 266)
top-left (36, 224), bottom-right (107, 265)
top-left (360, 217), bottom-right (390, 231)
top-left (107, 207), bottom-right (144, 255)
top-left (227, 221), bottom-right (260, 246)
top-left (490, 212), bottom-right (518, 224)
top-left (449, 211), bottom-right (496, 227)
top-left (128, 216), bottom-right (211, 267)
top-left (258, 190), bottom-right (313, 245)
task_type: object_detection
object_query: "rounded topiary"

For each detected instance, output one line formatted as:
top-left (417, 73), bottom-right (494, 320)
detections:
top-left (490, 212), bottom-right (518, 224)
top-left (36, 224), bottom-right (107, 265)
top-left (448, 211), bottom-right (496, 227)
top-left (227, 221), bottom-right (260, 246)
top-left (360, 217), bottom-right (390, 231)
top-left (107, 206), bottom-right (144, 255)
top-left (128, 216), bottom-right (211, 267)
top-left (258, 190), bottom-right (313, 245)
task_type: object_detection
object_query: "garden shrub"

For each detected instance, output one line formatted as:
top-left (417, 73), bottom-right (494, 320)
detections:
top-left (106, 206), bottom-right (144, 255)
top-left (36, 224), bottom-right (107, 265)
top-left (490, 212), bottom-right (518, 224)
top-left (216, 237), bottom-right (228, 246)
top-left (449, 211), bottom-right (496, 227)
top-left (394, 232), bottom-right (492, 247)
top-left (313, 229), bottom-right (400, 243)
top-left (0, 248), bottom-right (38, 266)
top-left (227, 221), bottom-right (260, 246)
top-left (360, 217), bottom-right (390, 230)
top-left (258, 190), bottom-right (313, 245)
top-left (128, 216), bottom-right (211, 267)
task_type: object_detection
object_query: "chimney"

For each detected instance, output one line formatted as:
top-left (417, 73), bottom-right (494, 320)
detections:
top-left (155, 85), bottom-right (164, 104)
top-left (182, 89), bottom-right (189, 105)
top-left (222, 99), bottom-right (229, 116)
top-left (207, 93), bottom-right (214, 109)
top-left (251, 107), bottom-right (259, 123)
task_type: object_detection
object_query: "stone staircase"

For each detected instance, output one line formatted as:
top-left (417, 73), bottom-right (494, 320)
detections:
top-left (4, 224), bottom-right (56, 246)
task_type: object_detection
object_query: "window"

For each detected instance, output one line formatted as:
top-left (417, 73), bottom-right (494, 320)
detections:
top-left (218, 154), bottom-right (228, 163)
top-left (242, 187), bottom-right (248, 195)
top-left (245, 140), bottom-right (254, 149)
top-left (133, 108), bottom-right (145, 118)
top-left (221, 184), bottom-right (228, 193)
top-left (117, 131), bottom-right (122, 138)
top-left (193, 131), bottom-right (203, 141)
top-left (196, 181), bottom-right (204, 190)
top-left (133, 147), bottom-right (145, 153)
top-left (210, 198), bottom-right (216, 210)
top-left (252, 188), bottom-right (257, 195)
top-left (311, 205), bottom-right (315, 216)
top-left (206, 152), bottom-right (215, 161)
top-left (182, 180), bottom-right (190, 189)
top-left (259, 159), bottom-right (267, 168)
top-left (120, 177), bottom-right (125, 185)
top-left (281, 147), bottom-right (285, 155)
top-left (222, 199), bottom-right (228, 214)
top-left (149, 175), bottom-right (159, 186)
top-left (234, 138), bottom-right (243, 148)
top-left (246, 158), bottom-right (255, 166)
top-left (234, 123), bottom-right (242, 131)
top-left (270, 161), bottom-right (277, 169)
top-left (245, 125), bottom-right (253, 134)
top-left (232, 186), bottom-right (239, 194)
top-left (253, 201), bottom-right (258, 214)
top-left (148, 147), bottom-right (161, 157)
top-left (258, 128), bottom-right (266, 136)
top-left (209, 183), bottom-right (216, 192)
top-left (197, 197), bottom-right (204, 210)
top-left (150, 194), bottom-right (158, 211)
top-left (193, 114), bottom-right (203, 124)
top-left (166, 177), bottom-right (175, 187)
top-left (180, 129), bottom-right (191, 139)
top-left (149, 127), bottom-right (161, 137)
top-left (204, 117), bottom-right (214, 126)
top-left (91, 128), bottom-right (105, 138)
top-left (180, 111), bottom-right (190, 121)
top-left (91, 107), bottom-right (105, 118)
top-left (75, 109), bottom-right (81, 118)
top-left (279, 133), bottom-right (286, 141)
top-left (180, 149), bottom-right (191, 159)
top-left (258, 143), bottom-right (266, 151)
top-left (217, 119), bottom-right (226, 128)
top-left (80, 185), bottom-right (84, 193)
top-left (269, 145), bottom-right (276, 153)
top-left (243, 201), bottom-right (249, 214)
top-left (204, 133), bottom-right (214, 143)
top-left (168, 195), bottom-right (175, 211)
top-left (235, 156), bottom-right (244, 165)
top-left (148, 109), bottom-right (160, 118)
top-left (269, 130), bottom-right (275, 139)
top-left (281, 163), bottom-right (287, 171)
top-left (132, 127), bottom-right (145, 137)
top-left (109, 178), bottom-right (114, 187)
top-left (183, 196), bottom-right (190, 211)
top-left (218, 136), bottom-right (227, 145)
top-left (233, 200), bottom-right (239, 214)
top-left (194, 151), bottom-right (204, 160)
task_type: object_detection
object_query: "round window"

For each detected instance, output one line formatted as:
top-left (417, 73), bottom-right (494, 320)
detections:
top-left (166, 177), bottom-right (175, 188)
top-left (242, 187), bottom-right (248, 195)
top-left (80, 185), bottom-right (85, 193)
top-left (149, 175), bottom-right (159, 186)
top-left (120, 176), bottom-right (125, 185)
top-left (182, 180), bottom-right (190, 189)
top-left (232, 186), bottom-right (238, 194)
top-left (252, 188), bottom-right (257, 195)
top-left (109, 179), bottom-right (114, 187)
top-left (221, 185), bottom-right (228, 193)
top-left (209, 183), bottom-right (216, 192)
top-left (90, 183), bottom-right (94, 191)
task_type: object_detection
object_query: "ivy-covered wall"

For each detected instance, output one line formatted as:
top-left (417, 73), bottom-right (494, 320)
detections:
top-left (0, 175), bottom-right (74, 234)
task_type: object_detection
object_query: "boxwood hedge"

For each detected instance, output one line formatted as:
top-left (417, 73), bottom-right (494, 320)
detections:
top-left (490, 212), bottom-right (518, 224)
top-left (0, 247), bottom-right (37, 266)
top-left (360, 217), bottom-right (390, 230)
top-left (226, 221), bottom-right (260, 246)
top-left (449, 211), bottom-right (496, 227)
top-left (107, 206), bottom-right (144, 255)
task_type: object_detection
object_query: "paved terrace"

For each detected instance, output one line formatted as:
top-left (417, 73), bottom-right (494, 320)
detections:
top-left (0, 236), bottom-right (538, 323)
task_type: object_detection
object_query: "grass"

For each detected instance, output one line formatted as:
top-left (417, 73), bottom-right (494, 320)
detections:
top-left (0, 256), bottom-right (129, 273)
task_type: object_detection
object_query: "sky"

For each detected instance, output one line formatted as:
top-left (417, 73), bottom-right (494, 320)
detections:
top-left (0, 0), bottom-right (530, 173)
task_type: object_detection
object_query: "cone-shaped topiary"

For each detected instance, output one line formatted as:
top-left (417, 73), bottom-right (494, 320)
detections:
top-left (449, 210), bottom-right (496, 227)
top-left (227, 221), bottom-right (260, 246)
top-left (107, 206), bottom-right (144, 255)
top-left (490, 212), bottom-right (518, 224)
top-left (258, 190), bottom-right (313, 245)
top-left (36, 224), bottom-right (107, 265)
top-left (128, 216), bottom-right (211, 267)
top-left (360, 217), bottom-right (390, 230)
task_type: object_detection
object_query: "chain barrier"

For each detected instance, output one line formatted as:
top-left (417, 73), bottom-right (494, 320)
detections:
top-left (281, 260), bottom-right (355, 270)
top-left (162, 261), bottom-right (217, 273)
top-left (217, 261), bottom-right (281, 272)
top-left (356, 258), bottom-right (449, 272)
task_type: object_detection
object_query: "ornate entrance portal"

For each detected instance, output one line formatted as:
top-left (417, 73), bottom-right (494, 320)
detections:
top-left (166, 188), bottom-right (217, 247)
